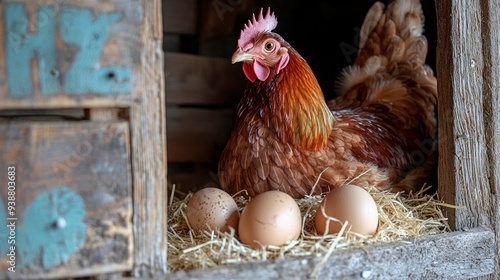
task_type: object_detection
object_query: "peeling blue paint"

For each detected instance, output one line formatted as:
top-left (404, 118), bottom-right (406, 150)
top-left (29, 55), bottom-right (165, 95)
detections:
top-left (3, 4), bottom-right (131, 97)
top-left (61, 7), bottom-right (131, 95)
top-left (18, 187), bottom-right (87, 269)
top-left (4, 3), bottom-right (59, 97)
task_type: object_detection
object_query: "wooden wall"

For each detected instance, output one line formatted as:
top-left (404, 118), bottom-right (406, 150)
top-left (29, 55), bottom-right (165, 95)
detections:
top-left (163, 0), bottom-right (247, 191)
top-left (436, 0), bottom-right (500, 277)
top-left (163, 0), bottom-right (438, 192)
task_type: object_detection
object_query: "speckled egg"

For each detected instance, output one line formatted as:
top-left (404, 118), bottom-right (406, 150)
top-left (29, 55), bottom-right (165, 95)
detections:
top-left (186, 188), bottom-right (240, 233)
top-left (238, 190), bottom-right (302, 249)
top-left (315, 184), bottom-right (379, 236)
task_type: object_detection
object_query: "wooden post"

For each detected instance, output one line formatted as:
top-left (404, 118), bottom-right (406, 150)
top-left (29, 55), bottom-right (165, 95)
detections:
top-left (130, 0), bottom-right (168, 277)
top-left (436, 0), bottom-right (499, 278)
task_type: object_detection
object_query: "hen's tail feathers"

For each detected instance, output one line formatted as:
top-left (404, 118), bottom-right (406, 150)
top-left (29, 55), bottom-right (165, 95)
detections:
top-left (335, 0), bottom-right (436, 136)
top-left (359, 2), bottom-right (385, 54)
top-left (357, 0), bottom-right (426, 67)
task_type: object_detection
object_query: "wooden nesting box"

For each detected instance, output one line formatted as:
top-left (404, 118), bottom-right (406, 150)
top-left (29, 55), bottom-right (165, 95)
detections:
top-left (165, 0), bottom-right (499, 279)
top-left (0, 0), bottom-right (166, 278)
top-left (0, 0), bottom-right (497, 279)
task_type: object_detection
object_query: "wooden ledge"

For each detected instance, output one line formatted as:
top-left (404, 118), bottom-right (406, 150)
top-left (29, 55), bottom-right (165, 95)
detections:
top-left (165, 227), bottom-right (495, 279)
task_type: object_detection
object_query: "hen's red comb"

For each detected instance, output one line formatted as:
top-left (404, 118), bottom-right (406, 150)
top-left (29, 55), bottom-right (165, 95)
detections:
top-left (238, 8), bottom-right (277, 49)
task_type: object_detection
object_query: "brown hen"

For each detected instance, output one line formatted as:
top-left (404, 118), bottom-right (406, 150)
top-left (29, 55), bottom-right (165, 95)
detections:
top-left (218, 0), bottom-right (438, 198)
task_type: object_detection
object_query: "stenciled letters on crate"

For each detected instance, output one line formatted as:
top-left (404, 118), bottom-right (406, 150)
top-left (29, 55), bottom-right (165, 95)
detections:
top-left (4, 3), bottom-right (131, 97)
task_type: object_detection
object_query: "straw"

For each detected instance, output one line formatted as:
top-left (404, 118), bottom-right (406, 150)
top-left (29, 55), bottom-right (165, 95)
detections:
top-left (167, 183), bottom-right (456, 273)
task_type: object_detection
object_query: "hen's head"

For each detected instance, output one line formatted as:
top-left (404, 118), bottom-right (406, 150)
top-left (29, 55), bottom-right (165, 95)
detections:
top-left (232, 8), bottom-right (290, 82)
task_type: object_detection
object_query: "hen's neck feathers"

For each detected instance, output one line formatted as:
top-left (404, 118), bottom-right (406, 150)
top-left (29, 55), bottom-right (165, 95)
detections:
top-left (237, 46), bottom-right (335, 151)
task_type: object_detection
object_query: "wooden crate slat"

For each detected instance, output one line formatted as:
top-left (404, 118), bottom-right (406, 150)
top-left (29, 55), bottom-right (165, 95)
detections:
top-left (0, 0), bottom-right (169, 278)
top-left (167, 227), bottom-right (495, 279)
top-left (436, 0), bottom-right (499, 277)
top-left (0, 0), bottom-right (142, 109)
top-left (162, 0), bottom-right (197, 35)
top-left (0, 121), bottom-right (132, 278)
top-left (165, 52), bottom-right (246, 106)
top-left (166, 107), bottom-right (234, 162)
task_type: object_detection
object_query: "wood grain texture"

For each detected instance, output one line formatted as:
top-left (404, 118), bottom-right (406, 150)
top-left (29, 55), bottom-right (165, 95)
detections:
top-left (165, 227), bottom-right (495, 280)
top-left (165, 52), bottom-right (246, 105)
top-left (130, 0), bottom-right (168, 277)
top-left (436, 0), bottom-right (499, 278)
top-left (0, 121), bottom-right (133, 279)
top-left (0, 0), bottom-right (142, 109)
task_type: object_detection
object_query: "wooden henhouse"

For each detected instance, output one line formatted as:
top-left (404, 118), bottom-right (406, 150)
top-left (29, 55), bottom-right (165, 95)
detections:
top-left (0, 0), bottom-right (498, 279)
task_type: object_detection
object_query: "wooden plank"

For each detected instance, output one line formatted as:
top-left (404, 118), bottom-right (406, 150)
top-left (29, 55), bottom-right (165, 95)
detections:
top-left (130, 0), bottom-right (168, 277)
top-left (87, 108), bottom-right (121, 120)
top-left (166, 107), bottom-right (234, 162)
top-left (165, 52), bottom-right (246, 105)
top-left (197, 0), bottom-right (253, 56)
top-left (166, 227), bottom-right (495, 279)
top-left (162, 0), bottom-right (197, 35)
top-left (0, 121), bottom-right (133, 279)
top-left (436, 0), bottom-right (499, 278)
top-left (0, 0), bottom-right (142, 109)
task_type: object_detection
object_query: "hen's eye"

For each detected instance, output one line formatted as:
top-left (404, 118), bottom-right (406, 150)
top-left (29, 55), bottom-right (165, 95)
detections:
top-left (264, 41), bottom-right (275, 52)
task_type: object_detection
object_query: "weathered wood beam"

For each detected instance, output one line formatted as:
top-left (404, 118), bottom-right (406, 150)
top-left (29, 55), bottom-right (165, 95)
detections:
top-left (130, 0), bottom-right (168, 277)
top-left (436, 0), bottom-right (499, 278)
top-left (166, 227), bottom-right (495, 279)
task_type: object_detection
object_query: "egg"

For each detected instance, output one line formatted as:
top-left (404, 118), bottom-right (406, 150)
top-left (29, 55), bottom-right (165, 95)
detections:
top-left (315, 184), bottom-right (378, 236)
top-left (186, 187), bottom-right (240, 233)
top-left (238, 190), bottom-right (302, 249)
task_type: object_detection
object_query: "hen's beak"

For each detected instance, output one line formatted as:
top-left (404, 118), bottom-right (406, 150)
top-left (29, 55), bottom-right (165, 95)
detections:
top-left (232, 49), bottom-right (253, 64)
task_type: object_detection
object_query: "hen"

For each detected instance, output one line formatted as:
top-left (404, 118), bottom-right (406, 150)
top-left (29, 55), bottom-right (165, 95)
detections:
top-left (218, 0), bottom-right (437, 198)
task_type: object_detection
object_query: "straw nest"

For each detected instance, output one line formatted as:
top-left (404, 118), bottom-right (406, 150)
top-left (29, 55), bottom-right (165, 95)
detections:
top-left (167, 184), bottom-right (456, 273)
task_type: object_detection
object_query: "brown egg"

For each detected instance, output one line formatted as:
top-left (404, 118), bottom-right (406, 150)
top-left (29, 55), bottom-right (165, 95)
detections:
top-left (238, 190), bottom-right (302, 249)
top-left (186, 188), bottom-right (240, 233)
top-left (315, 184), bottom-right (378, 236)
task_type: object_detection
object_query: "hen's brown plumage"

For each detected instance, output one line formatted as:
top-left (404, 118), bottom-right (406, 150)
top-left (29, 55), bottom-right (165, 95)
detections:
top-left (219, 0), bottom-right (437, 198)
